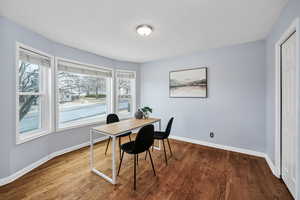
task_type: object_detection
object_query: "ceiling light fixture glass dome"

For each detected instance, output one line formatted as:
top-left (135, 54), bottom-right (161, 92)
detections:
top-left (136, 24), bottom-right (153, 36)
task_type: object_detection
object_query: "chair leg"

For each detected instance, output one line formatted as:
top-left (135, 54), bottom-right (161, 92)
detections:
top-left (152, 139), bottom-right (155, 152)
top-left (117, 150), bottom-right (125, 176)
top-left (104, 137), bottom-right (111, 155)
top-left (162, 139), bottom-right (168, 165)
top-left (145, 151), bottom-right (148, 160)
top-left (167, 138), bottom-right (173, 157)
top-left (129, 135), bottom-right (132, 142)
top-left (119, 137), bottom-right (122, 159)
top-left (148, 150), bottom-right (156, 176)
top-left (137, 154), bottom-right (139, 166)
top-left (134, 154), bottom-right (137, 190)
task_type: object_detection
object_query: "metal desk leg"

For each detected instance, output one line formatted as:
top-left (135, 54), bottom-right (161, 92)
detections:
top-left (90, 130), bottom-right (117, 184)
top-left (112, 136), bottom-right (117, 184)
top-left (89, 129), bottom-right (94, 170)
top-left (153, 120), bottom-right (161, 150)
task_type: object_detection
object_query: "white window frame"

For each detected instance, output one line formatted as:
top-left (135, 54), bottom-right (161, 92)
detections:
top-left (115, 69), bottom-right (136, 119)
top-left (55, 57), bottom-right (113, 131)
top-left (16, 43), bottom-right (54, 144)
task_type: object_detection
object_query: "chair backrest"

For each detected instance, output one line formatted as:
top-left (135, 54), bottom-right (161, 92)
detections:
top-left (165, 117), bottom-right (174, 137)
top-left (106, 113), bottom-right (119, 124)
top-left (134, 124), bottom-right (154, 153)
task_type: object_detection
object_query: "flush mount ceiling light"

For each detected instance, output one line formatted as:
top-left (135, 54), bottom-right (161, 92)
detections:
top-left (136, 24), bottom-right (153, 37)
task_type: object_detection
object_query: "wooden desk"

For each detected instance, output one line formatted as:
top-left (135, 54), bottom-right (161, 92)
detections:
top-left (90, 118), bottom-right (161, 184)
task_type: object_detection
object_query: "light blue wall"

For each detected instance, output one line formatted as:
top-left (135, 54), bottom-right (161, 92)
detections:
top-left (0, 18), bottom-right (11, 178)
top-left (0, 17), bottom-right (140, 178)
top-left (266, 0), bottom-right (299, 164)
top-left (265, 0), bottom-right (300, 198)
top-left (140, 41), bottom-right (266, 153)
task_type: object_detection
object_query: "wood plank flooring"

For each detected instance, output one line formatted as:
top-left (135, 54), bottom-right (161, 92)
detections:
top-left (0, 138), bottom-right (293, 200)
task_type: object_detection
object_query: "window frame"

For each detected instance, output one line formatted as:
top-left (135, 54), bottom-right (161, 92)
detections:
top-left (15, 44), bottom-right (137, 144)
top-left (16, 42), bottom-right (54, 144)
top-left (55, 57), bottom-right (114, 131)
top-left (115, 69), bottom-right (136, 119)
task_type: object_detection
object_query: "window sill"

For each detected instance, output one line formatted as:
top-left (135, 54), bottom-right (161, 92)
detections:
top-left (118, 113), bottom-right (134, 120)
top-left (16, 129), bottom-right (52, 145)
top-left (16, 116), bottom-right (135, 145)
top-left (56, 118), bottom-right (106, 133)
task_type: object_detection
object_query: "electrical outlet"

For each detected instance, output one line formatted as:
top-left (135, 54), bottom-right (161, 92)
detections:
top-left (210, 132), bottom-right (214, 138)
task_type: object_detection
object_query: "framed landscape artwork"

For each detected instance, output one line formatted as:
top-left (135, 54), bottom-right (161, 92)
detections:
top-left (169, 67), bottom-right (207, 98)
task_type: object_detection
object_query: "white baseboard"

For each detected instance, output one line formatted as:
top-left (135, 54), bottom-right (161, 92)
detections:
top-left (0, 136), bottom-right (108, 186)
top-left (264, 155), bottom-right (280, 178)
top-left (50, 136), bottom-right (107, 158)
top-left (169, 135), bottom-right (265, 157)
top-left (169, 135), bottom-right (280, 178)
top-left (0, 154), bottom-right (51, 187)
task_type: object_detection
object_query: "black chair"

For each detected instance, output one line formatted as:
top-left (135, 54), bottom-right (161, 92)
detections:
top-left (145, 117), bottom-right (174, 165)
top-left (104, 114), bottom-right (132, 158)
top-left (117, 124), bottom-right (156, 190)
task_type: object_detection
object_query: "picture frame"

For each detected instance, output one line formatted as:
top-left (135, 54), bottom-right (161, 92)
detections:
top-left (169, 67), bottom-right (208, 98)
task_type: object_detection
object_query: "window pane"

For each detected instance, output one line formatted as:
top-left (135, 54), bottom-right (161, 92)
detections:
top-left (19, 95), bottom-right (41, 133)
top-left (118, 78), bottom-right (132, 114)
top-left (19, 61), bottom-right (40, 93)
top-left (57, 71), bottom-right (107, 128)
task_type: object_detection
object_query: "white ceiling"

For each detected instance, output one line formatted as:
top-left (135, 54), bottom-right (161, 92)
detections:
top-left (0, 0), bottom-right (288, 63)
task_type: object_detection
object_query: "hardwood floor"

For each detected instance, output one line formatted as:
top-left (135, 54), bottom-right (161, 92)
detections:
top-left (0, 138), bottom-right (293, 200)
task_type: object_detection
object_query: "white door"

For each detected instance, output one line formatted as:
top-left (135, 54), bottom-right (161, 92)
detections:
top-left (281, 32), bottom-right (296, 198)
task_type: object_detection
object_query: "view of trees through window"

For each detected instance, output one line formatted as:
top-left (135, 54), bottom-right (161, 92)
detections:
top-left (118, 78), bottom-right (132, 115)
top-left (19, 61), bottom-right (42, 134)
top-left (57, 71), bottom-right (132, 128)
top-left (57, 71), bottom-right (108, 128)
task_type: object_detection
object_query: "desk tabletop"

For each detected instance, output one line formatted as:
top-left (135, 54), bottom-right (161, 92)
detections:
top-left (92, 118), bottom-right (160, 136)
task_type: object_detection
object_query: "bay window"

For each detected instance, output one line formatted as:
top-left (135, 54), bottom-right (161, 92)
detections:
top-left (116, 70), bottom-right (136, 117)
top-left (16, 44), bottom-right (137, 144)
top-left (16, 44), bottom-right (53, 144)
top-left (56, 59), bottom-right (113, 130)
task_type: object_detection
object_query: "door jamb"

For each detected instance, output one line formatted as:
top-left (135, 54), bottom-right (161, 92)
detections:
top-left (275, 18), bottom-right (300, 198)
